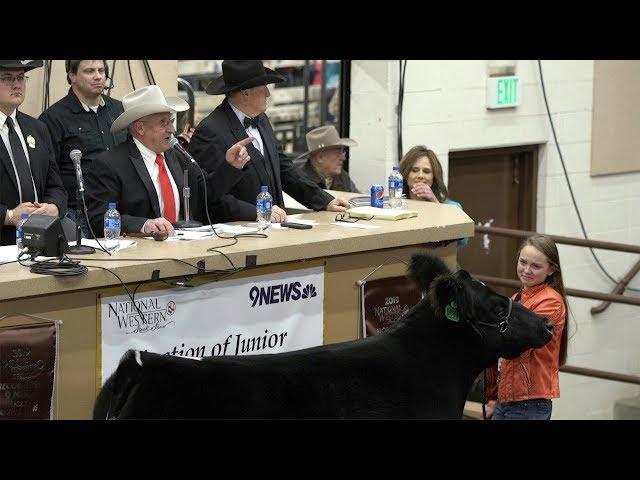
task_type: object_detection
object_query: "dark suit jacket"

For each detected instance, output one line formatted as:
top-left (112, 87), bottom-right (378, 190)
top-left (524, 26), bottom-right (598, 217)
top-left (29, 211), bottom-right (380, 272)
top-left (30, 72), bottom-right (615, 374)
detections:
top-left (299, 160), bottom-right (360, 193)
top-left (188, 99), bottom-right (334, 222)
top-left (85, 138), bottom-right (244, 236)
top-left (0, 111), bottom-right (67, 246)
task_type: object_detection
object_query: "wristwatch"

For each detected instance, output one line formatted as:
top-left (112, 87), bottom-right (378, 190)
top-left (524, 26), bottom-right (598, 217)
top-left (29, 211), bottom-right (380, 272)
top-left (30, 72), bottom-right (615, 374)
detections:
top-left (6, 209), bottom-right (14, 226)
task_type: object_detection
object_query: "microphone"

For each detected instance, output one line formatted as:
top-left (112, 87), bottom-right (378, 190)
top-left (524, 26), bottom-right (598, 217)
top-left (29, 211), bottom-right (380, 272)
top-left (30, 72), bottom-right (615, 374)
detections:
top-left (169, 135), bottom-right (196, 165)
top-left (70, 149), bottom-right (84, 192)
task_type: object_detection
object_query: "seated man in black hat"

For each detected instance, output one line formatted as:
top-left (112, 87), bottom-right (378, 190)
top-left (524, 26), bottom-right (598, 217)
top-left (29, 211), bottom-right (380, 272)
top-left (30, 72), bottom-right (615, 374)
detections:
top-left (188, 60), bottom-right (351, 223)
top-left (297, 125), bottom-right (360, 193)
top-left (85, 85), bottom-right (252, 238)
top-left (0, 60), bottom-right (67, 246)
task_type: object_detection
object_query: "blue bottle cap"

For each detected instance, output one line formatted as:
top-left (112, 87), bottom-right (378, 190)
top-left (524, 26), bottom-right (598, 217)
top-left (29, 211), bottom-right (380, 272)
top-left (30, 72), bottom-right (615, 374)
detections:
top-left (108, 202), bottom-right (116, 210)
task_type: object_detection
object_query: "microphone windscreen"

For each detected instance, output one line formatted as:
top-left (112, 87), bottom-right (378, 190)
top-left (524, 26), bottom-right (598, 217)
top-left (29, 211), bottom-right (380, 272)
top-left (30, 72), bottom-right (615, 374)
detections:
top-left (70, 149), bottom-right (82, 163)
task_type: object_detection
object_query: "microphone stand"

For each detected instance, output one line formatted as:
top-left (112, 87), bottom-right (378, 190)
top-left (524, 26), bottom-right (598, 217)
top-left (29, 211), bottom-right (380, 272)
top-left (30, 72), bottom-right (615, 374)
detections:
top-left (67, 182), bottom-right (96, 255)
top-left (173, 165), bottom-right (202, 229)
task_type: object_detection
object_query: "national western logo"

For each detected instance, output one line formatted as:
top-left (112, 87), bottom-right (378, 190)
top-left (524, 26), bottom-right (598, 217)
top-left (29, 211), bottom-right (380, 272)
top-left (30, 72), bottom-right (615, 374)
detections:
top-left (249, 281), bottom-right (318, 307)
top-left (107, 297), bottom-right (176, 334)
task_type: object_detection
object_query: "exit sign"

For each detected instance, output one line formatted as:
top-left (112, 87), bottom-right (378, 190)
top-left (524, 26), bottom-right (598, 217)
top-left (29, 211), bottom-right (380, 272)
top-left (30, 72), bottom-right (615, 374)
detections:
top-left (487, 76), bottom-right (522, 109)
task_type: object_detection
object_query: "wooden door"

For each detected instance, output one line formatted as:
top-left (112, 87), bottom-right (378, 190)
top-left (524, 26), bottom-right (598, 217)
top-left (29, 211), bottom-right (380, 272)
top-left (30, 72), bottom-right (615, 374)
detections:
top-left (448, 146), bottom-right (538, 296)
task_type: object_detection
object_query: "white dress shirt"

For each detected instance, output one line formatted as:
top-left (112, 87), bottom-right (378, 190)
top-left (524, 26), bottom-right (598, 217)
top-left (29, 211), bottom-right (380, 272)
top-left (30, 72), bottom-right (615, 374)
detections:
top-left (228, 101), bottom-right (264, 155)
top-left (132, 138), bottom-right (180, 221)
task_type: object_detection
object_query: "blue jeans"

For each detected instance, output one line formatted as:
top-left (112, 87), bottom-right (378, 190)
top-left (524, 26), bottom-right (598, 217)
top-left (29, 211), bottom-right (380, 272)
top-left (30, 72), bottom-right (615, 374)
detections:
top-left (65, 208), bottom-right (91, 239)
top-left (492, 399), bottom-right (552, 420)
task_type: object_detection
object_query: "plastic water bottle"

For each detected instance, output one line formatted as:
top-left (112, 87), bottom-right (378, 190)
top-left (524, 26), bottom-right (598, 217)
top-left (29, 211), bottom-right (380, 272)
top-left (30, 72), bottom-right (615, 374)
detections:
top-left (388, 166), bottom-right (404, 209)
top-left (256, 185), bottom-right (272, 232)
top-left (16, 212), bottom-right (29, 251)
top-left (104, 202), bottom-right (121, 250)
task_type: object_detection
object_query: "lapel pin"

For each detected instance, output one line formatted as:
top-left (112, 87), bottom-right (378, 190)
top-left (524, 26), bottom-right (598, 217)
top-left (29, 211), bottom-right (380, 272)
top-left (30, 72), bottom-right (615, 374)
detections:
top-left (26, 135), bottom-right (36, 149)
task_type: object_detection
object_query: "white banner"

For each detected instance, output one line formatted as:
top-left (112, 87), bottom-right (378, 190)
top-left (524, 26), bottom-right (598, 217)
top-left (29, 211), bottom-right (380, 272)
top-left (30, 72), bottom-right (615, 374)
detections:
top-left (100, 266), bottom-right (324, 384)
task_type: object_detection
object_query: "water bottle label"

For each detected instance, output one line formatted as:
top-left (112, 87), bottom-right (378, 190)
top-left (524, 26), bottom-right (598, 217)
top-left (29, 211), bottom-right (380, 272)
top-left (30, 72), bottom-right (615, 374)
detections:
top-left (105, 218), bottom-right (121, 229)
top-left (264, 200), bottom-right (271, 210)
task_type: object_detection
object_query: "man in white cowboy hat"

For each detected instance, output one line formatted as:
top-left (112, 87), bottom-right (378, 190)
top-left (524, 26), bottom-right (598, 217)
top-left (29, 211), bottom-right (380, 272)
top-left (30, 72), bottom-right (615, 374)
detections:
top-left (0, 60), bottom-right (67, 246)
top-left (298, 125), bottom-right (360, 193)
top-left (85, 84), bottom-right (253, 237)
top-left (189, 60), bottom-right (351, 223)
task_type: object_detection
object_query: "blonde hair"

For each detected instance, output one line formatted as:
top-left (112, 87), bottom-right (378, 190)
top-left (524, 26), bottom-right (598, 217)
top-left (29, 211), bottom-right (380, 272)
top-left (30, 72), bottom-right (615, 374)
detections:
top-left (519, 235), bottom-right (569, 366)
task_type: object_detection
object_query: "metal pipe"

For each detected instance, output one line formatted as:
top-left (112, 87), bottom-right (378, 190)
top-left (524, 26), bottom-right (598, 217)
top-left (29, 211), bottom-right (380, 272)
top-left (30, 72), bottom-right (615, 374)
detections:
top-left (560, 365), bottom-right (640, 385)
top-left (320, 60), bottom-right (327, 125)
top-left (475, 225), bottom-right (640, 254)
top-left (177, 77), bottom-right (195, 127)
top-left (591, 258), bottom-right (640, 314)
top-left (474, 275), bottom-right (640, 307)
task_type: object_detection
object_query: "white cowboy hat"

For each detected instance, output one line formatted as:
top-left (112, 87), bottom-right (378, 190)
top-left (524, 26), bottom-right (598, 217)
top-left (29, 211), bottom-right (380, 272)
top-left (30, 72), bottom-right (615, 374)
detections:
top-left (110, 85), bottom-right (189, 133)
top-left (295, 125), bottom-right (357, 160)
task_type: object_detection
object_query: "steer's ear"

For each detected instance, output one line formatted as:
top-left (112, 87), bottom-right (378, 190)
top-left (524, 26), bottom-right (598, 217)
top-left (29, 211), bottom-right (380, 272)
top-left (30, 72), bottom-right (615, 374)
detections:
top-left (409, 254), bottom-right (451, 293)
top-left (429, 273), bottom-right (463, 322)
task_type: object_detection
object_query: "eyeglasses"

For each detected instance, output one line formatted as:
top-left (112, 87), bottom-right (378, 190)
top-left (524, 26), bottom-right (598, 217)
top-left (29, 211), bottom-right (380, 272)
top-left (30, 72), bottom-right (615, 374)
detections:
top-left (0, 75), bottom-right (28, 86)
top-left (335, 212), bottom-right (374, 223)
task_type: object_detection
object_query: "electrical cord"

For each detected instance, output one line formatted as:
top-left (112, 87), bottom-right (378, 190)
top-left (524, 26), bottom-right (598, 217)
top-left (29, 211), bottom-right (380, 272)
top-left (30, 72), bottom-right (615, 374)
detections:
top-left (397, 60), bottom-right (407, 162)
top-left (105, 59), bottom-right (116, 96)
top-left (17, 252), bottom-right (88, 276)
top-left (142, 60), bottom-right (156, 85)
top-left (80, 192), bottom-right (112, 256)
top-left (188, 156), bottom-right (268, 246)
top-left (127, 60), bottom-right (136, 90)
top-left (66, 254), bottom-right (243, 276)
top-left (538, 60), bottom-right (640, 293)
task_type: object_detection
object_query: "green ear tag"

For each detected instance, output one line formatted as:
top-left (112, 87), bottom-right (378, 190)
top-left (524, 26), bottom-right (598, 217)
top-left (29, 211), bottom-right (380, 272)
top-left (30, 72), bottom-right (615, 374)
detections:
top-left (445, 301), bottom-right (459, 322)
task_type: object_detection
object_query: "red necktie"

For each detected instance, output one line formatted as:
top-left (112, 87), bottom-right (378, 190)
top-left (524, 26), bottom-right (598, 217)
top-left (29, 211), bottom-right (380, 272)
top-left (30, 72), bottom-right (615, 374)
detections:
top-left (155, 153), bottom-right (176, 224)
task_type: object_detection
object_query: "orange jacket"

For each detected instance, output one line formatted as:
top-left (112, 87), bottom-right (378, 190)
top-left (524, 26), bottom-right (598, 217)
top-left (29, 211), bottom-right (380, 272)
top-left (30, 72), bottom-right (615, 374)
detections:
top-left (486, 283), bottom-right (566, 402)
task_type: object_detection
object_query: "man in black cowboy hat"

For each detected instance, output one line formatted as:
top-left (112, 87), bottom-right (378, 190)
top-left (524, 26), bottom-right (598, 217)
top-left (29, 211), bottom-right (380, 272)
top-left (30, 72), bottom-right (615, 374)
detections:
top-left (189, 60), bottom-right (351, 223)
top-left (0, 60), bottom-right (67, 246)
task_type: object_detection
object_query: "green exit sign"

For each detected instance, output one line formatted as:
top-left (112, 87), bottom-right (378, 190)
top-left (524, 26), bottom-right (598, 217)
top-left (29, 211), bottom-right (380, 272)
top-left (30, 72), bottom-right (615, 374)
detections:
top-left (487, 76), bottom-right (522, 109)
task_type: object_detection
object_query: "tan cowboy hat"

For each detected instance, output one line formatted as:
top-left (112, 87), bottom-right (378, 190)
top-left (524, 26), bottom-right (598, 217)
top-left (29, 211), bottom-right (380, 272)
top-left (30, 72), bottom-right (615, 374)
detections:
top-left (110, 85), bottom-right (189, 133)
top-left (0, 60), bottom-right (43, 71)
top-left (297, 125), bottom-right (357, 159)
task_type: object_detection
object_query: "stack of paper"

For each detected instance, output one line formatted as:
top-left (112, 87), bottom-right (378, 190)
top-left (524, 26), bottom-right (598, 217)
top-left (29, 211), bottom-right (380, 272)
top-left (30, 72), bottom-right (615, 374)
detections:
top-left (346, 206), bottom-right (418, 221)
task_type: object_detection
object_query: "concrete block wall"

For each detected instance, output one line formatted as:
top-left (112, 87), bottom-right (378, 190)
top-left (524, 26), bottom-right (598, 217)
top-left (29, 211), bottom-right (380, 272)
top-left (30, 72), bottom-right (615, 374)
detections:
top-left (350, 60), bottom-right (640, 419)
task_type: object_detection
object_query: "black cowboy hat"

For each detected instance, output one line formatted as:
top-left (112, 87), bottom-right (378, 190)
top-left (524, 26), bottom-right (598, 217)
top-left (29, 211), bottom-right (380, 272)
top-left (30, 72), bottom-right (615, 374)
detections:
top-left (0, 60), bottom-right (43, 72)
top-left (205, 60), bottom-right (284, 95)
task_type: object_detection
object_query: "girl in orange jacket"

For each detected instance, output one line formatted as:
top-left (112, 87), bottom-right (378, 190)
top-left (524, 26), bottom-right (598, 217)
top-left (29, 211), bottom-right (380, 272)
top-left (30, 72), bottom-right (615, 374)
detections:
top-left (485, 234), bottom-right (568, 420)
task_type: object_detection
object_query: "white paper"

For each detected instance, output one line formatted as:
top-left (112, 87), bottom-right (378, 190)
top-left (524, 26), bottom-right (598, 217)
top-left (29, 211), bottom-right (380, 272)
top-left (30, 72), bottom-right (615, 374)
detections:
top-left (167, 231), bottom-right (215, 241)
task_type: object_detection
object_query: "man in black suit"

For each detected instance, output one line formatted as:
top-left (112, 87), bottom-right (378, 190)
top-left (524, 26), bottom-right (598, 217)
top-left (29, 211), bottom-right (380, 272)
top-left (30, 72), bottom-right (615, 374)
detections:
top-left (0, 60), bottom-right (67, 246)
top-left (189, 60), bottom-right (351, 223)
top-left (85, 85), bottom-right (252, 238)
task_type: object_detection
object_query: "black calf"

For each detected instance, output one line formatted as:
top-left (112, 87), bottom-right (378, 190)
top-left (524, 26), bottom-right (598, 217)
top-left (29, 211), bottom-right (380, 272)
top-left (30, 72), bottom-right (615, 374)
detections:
top-left (94, 254), bottom-right (552, 419)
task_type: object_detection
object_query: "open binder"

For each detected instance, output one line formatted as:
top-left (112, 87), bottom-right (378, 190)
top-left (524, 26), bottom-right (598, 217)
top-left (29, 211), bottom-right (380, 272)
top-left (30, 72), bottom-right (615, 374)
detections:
top-left (346, 206), bottom-right (418, 221)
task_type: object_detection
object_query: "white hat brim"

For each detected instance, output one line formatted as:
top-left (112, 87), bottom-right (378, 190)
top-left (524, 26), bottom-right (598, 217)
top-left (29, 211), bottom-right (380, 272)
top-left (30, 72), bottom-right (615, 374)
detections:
top-left (110, 97), bottom-right (189, 133)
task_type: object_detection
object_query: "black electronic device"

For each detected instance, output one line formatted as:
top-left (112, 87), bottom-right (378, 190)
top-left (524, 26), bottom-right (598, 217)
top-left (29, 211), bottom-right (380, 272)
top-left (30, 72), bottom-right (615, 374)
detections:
top-left (280, 222), bottom-right (312, 230)
top-left (22, 214), bottom-right (69, 258)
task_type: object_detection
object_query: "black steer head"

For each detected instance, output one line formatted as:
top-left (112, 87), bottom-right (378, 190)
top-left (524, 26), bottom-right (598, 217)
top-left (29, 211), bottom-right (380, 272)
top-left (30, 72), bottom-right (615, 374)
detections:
top-left (409, 254), bottom-right (553, 363)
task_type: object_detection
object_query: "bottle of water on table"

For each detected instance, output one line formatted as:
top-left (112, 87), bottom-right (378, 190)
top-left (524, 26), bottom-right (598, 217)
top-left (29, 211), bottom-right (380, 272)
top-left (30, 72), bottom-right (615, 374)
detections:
top-left (388, 166), bottom-right (404, 209)
top-left (104, 202), bottom-right (121, 250)
top-left (256, 186), bottom-right (272, 232)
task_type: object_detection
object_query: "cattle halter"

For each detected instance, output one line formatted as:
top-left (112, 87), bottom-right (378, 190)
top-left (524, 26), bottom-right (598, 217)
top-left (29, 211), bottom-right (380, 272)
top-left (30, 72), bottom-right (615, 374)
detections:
top-left (475, 297), bottom-right (513, 334)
